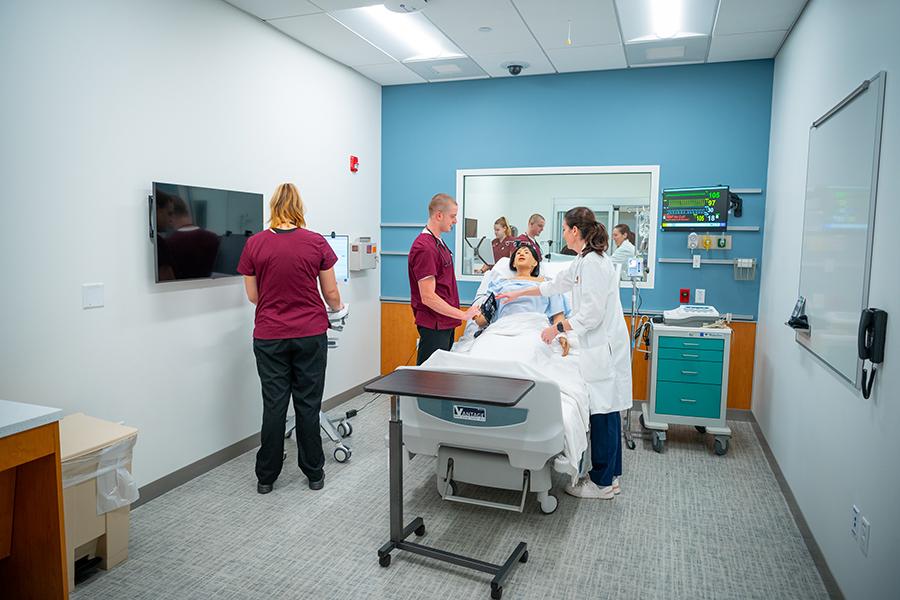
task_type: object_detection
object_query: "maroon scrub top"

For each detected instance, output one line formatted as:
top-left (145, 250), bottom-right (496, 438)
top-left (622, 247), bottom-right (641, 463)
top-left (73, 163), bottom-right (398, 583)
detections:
top-left (408, 232), bottom-right (461, 330)
top-left (237, 228), bottom-right (337, 340)
top-left (491, 236), bottom-right (517, 263)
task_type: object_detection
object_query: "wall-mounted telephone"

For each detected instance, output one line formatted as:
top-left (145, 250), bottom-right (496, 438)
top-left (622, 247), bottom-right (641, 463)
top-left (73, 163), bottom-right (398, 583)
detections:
top-left (858, 308), bottom-right (887, 399)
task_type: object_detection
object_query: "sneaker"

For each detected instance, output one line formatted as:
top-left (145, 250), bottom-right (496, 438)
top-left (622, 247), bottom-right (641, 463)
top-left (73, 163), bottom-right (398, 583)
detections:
top-left (564, 479), bottom-right (614, 499)
top-left (612, 477), bottom-right (621, 495)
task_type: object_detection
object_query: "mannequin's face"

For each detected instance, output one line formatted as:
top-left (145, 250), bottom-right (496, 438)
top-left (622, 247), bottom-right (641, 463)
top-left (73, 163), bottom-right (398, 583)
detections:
top-left (513, 247), bottom-right (537, 272)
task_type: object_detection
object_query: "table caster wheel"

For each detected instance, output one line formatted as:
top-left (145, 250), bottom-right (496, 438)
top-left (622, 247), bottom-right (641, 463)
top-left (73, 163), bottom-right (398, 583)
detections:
top-left (539, 493), bottom-right (558, 515)
top-left (334, 446), bottom-right (351, 463)
top-left (714, 437), bottom-right (729, 456)
top-left (490, 584), bottom-right (503, 599)
top-left (337, 421), bottom-right (353, 437)
top-left (651, 431), bottom-right (664, 453)
top-left (695, 425), bottom-right (707, 434)
top-left (414, 524), bottom-right (426, 537)
top-left (378, 553), bottom-right (391, 568)
top-left (519, 550), bottom-right (529, 564)
top-left (626, 438), bottom-right (636, 450)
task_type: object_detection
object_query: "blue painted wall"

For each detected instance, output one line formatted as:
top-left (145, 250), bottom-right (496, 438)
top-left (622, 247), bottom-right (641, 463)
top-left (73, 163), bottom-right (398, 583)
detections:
top-left (381, 60), bottom-right (773, 318)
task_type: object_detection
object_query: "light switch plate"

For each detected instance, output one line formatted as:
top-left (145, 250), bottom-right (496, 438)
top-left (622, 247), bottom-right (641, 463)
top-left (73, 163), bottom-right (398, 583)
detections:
top-left (82, 283), bottom-right (104, 309)
top-left (692, 254), bottom-right (701, 269)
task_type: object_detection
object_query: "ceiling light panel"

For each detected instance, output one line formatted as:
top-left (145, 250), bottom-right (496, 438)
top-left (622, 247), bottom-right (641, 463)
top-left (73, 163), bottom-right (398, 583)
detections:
top-left (713, 0), bottom-right (807, 36)
top-left (512, 0), bottom-right (621, 49)
top-left (402, 57), bottom-right (488, 81)
top-left (225, 0), bottom-right (321, 20)
top-left (422, 0), bottom-right (542, 56)
top-left (269, 12), bottom-right (394, 67)
top-left (546, 43), bottom-right (627, 73)
top-left (329, 4), bottom-right (464, 62)
top-left (623, 34), bottom-right (709, 66)
top-left (707, 30), bottom-right (787, 62)
top-left (615, 0), bottom-right (718, 43)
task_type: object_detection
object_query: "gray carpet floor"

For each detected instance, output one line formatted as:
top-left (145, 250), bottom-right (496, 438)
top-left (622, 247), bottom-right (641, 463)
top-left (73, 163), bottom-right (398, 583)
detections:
top-left (72, 395), bottom-right (829, 600)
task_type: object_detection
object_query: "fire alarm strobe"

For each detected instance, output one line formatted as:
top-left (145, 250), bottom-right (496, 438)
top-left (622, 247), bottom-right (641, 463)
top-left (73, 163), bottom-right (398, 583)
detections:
top-left (350, 155), bottom-right (359, 173)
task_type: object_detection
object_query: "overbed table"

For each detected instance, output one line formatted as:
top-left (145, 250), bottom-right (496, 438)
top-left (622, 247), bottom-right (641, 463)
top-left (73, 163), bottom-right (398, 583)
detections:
top-left (365, 369), bottom-right (535, 600)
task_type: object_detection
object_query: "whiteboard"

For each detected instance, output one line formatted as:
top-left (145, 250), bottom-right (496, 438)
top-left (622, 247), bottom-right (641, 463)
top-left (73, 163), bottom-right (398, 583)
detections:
top-left (796, 72), bottom-right (886, 387)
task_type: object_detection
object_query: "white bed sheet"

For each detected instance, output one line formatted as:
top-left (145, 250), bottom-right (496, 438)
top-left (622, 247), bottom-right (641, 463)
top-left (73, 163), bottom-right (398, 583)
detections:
top-left (423, 311), bottom-right (589, 481)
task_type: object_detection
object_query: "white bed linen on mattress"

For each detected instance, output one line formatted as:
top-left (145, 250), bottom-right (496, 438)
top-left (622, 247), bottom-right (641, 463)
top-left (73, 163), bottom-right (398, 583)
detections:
top-left (423, 311), bottom-right (589, 481)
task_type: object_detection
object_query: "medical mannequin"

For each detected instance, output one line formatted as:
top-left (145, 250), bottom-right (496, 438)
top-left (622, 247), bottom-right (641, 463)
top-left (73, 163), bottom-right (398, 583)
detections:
top-left (498, 207), bottom-right (632, 500)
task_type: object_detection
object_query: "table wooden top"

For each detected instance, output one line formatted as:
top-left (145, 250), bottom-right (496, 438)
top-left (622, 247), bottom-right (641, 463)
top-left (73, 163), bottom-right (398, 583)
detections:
top-left (365, 369), bottom-right (534, 406)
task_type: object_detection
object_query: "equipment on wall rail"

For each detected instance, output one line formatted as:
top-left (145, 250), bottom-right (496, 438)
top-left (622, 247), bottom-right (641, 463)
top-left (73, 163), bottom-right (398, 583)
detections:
top-left (858, 308), bottom-right (887, 399)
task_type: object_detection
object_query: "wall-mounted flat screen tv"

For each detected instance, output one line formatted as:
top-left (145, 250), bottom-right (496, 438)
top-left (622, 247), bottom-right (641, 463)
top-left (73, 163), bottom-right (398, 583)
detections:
top-left (152, 182), bottom-right (263, 282)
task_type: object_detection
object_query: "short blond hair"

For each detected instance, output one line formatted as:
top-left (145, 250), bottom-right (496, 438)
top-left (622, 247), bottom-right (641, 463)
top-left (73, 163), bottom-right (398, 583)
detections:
top-left (528, 213), bottom-right (545, 224)
top-left (428, 193), bottom-right (457, 216)
top-left (269, 183), bottom-right (306, 229)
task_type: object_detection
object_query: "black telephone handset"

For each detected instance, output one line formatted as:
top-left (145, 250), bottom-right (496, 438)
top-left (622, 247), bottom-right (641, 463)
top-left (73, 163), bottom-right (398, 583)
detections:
top-left (858, 308), bottom-right (888, 399)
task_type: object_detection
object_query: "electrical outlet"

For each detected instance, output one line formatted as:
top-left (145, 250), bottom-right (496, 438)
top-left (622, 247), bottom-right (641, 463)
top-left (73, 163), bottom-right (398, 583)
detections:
top-left (850, 505), bottom-right (860, 538)
top-left (695, 289), bottom-right (706, 303)
top-left (859, 517), bottom-right (870, 556)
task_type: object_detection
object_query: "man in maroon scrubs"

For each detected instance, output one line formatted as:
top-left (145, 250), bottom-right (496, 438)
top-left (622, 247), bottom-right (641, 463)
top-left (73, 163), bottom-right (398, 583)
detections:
top-left (408, 194), bottom-right (478, 365)
top-left (515, 213), bottom-right (546, 261)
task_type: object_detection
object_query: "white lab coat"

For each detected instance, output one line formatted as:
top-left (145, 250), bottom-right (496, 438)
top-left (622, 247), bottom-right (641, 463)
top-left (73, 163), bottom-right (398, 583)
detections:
top-left (610, 239), bottom-right (635, 280)
top-left (539, 251), bottom-right (632, 414)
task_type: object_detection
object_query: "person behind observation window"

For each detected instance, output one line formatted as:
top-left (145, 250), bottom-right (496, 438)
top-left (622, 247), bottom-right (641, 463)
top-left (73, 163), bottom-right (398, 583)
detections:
top-left (408, 193), bottom-right (479, 365)
top-left (238, 183), bottom-right (343, 495)
top-left (166, 196), bottom-right (220, 279)
top-left (479, 216), bottom-right (517, 273)
top-left (515, 213), bottom-right (545, 260)
top-left (610, 223), bottom-right (636, 279)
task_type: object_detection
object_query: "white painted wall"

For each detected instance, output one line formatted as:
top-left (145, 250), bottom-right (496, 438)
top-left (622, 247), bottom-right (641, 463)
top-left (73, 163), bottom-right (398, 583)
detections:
top-left (0, 0), bottom-right (381, 487)
top-left (755, 1), bottom-right (900, 597)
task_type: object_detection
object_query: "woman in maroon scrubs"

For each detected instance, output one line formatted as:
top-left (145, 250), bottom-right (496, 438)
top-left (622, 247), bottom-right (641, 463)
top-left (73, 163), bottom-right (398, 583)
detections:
top-left (238, 183), bottom-right (343, 495)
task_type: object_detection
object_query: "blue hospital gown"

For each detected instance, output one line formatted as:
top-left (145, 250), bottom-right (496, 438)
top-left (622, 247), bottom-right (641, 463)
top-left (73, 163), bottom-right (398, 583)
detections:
top-left (488, 278), bottom-right (566, 322)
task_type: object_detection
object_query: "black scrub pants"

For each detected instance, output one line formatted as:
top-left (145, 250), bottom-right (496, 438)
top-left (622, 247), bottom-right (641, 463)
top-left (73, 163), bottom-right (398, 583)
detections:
top-left (416, 326), bottom-right (455, 365)
top-left (253, 334), bottom-right (327, 485)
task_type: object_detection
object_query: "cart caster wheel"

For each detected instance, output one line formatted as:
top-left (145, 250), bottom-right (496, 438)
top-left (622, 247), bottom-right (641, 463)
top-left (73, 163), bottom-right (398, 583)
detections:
top-left (519, 550), bottom-right (529, 564)
top-left (639, 413), bottom-right (647, 430)
top-left (651, 431), bottom-right (664, 453)
top-left (626, 438), bottom-right (636, 450)
top-left (414, 524), bottom-right (426, 537)
top-left (333, 446), bottom-right (351, 463)
top-left (714, 437), bottom-right (729, 456)
top-left (695, 425), bottom-right (707, 434)
top-left (490, 584), bottom-right (503, 599)
top-left (337, 421), bottom-right (353, 437)
top-left (539, 494), bottom-right (558, 515)
top-left (378, 553), bottom-right (391, 568)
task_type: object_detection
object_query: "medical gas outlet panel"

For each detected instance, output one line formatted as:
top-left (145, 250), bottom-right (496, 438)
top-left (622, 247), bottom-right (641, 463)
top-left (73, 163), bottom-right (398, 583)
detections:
top-left (349, 237), bottom-right (377, 271)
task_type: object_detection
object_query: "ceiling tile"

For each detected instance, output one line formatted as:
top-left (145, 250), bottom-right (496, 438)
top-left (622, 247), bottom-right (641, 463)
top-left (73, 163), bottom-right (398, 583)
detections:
top-left (269, 13), bottom-right (394, 66)
top-left (714, 0), bottom-right (807, 36)
top-left (469, 49), bottom-right (556, 78)
top-left (354, 62), bottom-right (427, 85)
top-left (403, 57), bottom-right (488, 82)
top-left (512, 0), bottom-right (620, 49)
top-left (624, 36), bottom-right (709, 67)
top-left (422, 0), bottom-right (542, 56)
top-left (616, 0), bottom-right (718, 42)
top-left (225, 0), bottom-right (321, 20)
top-left (546, 43), bottom-right (626, 73)
top-left (707, 30), bottom-right (786, 62)
top-left (309, 0), bottom-right (382, 10)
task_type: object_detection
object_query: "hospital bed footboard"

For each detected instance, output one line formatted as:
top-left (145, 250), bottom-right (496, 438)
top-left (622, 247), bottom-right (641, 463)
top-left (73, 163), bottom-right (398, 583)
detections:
top-left (400, 367), bottom-right (565, 515)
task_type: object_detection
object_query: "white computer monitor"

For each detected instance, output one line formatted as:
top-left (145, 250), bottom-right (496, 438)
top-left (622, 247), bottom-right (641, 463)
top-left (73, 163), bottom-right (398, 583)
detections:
top-left (325, 234), bottom-right (350, 283)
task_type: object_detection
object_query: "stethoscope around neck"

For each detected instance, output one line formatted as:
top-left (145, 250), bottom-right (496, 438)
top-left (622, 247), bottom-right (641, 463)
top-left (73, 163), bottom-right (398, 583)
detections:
top-left (425, 227), bottom-right (452, 264)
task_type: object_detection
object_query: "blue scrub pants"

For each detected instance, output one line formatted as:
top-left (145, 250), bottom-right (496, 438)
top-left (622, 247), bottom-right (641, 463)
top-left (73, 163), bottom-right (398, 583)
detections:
top-left (588, 411), bottom-right (622, 487)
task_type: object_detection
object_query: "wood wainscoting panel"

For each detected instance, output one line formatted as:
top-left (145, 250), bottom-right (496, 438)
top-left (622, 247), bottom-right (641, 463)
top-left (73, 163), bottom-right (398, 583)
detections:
top-left (382, 303), bottom-right (755, 409)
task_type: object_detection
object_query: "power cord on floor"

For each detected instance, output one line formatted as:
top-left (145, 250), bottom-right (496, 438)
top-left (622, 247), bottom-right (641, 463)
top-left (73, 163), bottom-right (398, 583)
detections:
top-left (342, 346), bottom-right (417, 419)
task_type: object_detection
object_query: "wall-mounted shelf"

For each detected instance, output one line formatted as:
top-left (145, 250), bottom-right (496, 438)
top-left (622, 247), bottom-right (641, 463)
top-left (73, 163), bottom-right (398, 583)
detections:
top-left (380, 251), bottom-right (409, 256)
top-left (725, 225), bottom-right (760, 232)
top-left (381, 223), bottom-right (425, 228)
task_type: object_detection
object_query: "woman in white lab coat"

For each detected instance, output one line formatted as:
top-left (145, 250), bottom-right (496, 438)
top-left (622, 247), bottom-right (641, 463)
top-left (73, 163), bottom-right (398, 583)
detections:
top-left (610, 224), bottom-right (636, 280)
top-left (498, 207), bottom-right (632, 500)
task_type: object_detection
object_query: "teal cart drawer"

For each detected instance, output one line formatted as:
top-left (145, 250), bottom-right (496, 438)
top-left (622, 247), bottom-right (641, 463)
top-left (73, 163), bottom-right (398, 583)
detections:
top-left (655, 382), bottom-right (722, 419)
top-left (657, 348), bottom-right (723, 363)
top-left (658, 336), bottom-right (724, 351)
top-left (657, 359), bottom-right (723, 385)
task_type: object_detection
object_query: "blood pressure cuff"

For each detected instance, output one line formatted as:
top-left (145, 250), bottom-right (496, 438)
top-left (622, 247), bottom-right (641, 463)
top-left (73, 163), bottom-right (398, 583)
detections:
top-left (480, 292), bottom-right (498, 324)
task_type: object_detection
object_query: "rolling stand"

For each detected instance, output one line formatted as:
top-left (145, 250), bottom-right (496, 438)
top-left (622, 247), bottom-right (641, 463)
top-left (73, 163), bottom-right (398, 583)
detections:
top-left (366, 370), bottom-right (533, 600)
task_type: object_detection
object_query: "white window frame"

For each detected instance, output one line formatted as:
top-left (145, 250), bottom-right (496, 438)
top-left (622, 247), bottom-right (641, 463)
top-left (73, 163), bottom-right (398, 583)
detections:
top-left (454, 165), bottom-right (660, 288)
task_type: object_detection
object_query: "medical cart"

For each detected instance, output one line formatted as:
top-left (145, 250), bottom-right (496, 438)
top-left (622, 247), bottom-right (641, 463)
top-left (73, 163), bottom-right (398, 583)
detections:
top-left (640, 323), bottom-right (732, 455)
